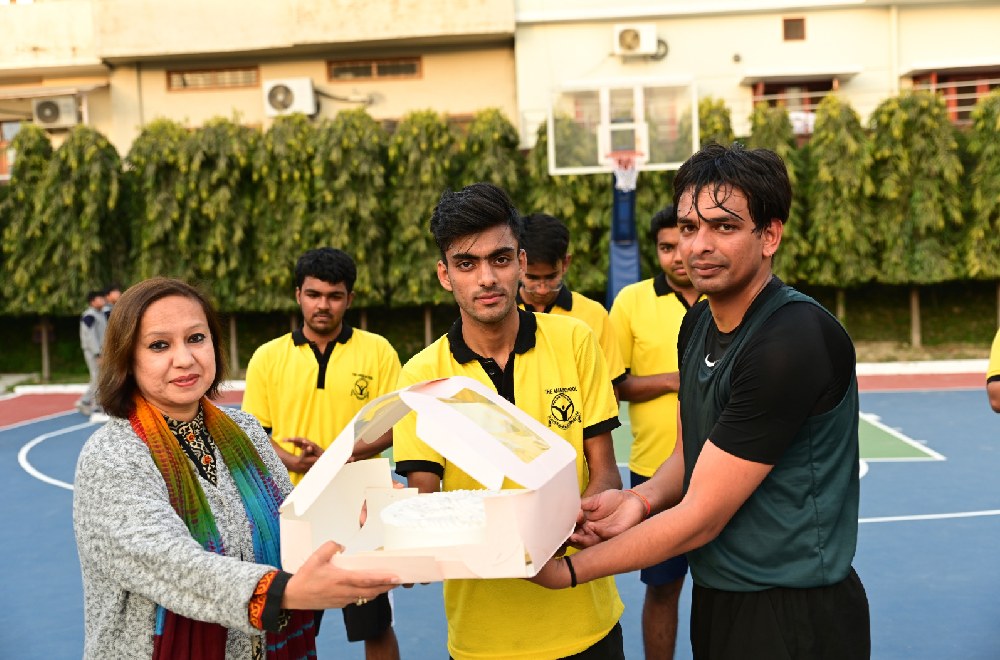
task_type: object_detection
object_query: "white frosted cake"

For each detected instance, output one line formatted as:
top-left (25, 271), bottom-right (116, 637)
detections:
top-left (381, 490), bottom-right (503, 550)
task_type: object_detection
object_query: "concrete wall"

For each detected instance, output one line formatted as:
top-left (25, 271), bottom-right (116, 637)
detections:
top-left (0, 0), bottom-right (102, 74)
top-left (94, 44), bottom-right (515, 154)
top-left (93, 0), bottom-right (515, 59)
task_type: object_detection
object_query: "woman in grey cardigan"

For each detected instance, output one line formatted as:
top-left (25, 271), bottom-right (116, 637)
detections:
top-left (73, 277), bottom-right (399, 660)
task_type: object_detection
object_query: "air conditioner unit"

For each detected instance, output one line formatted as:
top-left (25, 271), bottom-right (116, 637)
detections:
top-left (613, 23), bottom-right (658, 57)
top-left (32, 96), bottom-right (79, 129)
top-left (263, 78), bottom-right (318, 117)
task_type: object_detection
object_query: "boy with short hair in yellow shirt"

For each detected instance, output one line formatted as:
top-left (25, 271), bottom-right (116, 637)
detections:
top-left (518, 212), bottom-right (627, 398)
top-left (393, 183), bottom-right (625, 660)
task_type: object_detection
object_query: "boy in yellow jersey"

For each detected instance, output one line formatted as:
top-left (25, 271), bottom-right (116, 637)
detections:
top-left (988, 327), bottom-right (1000, 412)
top-left (393, 183), bottom-right (625, 659)
top-left (242, 247), bottom-right (401, 659)
top-left (518, 212), bottom-right (627, 398)
top-left (609, 205), bottom-right (701, 659)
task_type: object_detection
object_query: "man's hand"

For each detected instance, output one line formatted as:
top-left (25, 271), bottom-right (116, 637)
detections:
top-left (271, 437), bottom-right (322, 475)
top-left (528, 555), bottom-right (573, 590)
top-left (569, 489), bottom-right (645, 547)
top-left (282, 541), bottom-right (399, 610)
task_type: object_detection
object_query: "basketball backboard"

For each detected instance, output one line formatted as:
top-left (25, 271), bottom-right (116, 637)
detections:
top-left (546, 78), bottom-right (698, 176)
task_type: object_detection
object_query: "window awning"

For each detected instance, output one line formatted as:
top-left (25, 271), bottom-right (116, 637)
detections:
top-left (0, 83), bottom-right (109, 101)
top-left (740, 68), bottom-right (861, 86)
top-left (901, 61), bottom-right (1000, 79)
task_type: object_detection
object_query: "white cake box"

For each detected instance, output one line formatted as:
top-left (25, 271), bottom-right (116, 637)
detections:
top-left (279, 376), bottom-right (581, 582)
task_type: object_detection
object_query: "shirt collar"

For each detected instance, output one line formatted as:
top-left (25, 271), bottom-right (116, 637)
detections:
top-left (447, 308), bottom-right (537, 364)
top-left (515, 284), bottom-right (574, 313)
top-left (292, 323), bottom-right (353, 347)
top-left (654, 272), bottom-right (699, 310)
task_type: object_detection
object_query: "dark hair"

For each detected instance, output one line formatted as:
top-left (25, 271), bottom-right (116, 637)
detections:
top-left (97, 277), bottom-right (226, 418)
top-left (294, 248), bottom-right (357, 292)
top-left (86, 290), bottom-right (105, 303)
top-left (104, 282), bottom-right (124, 295)
top-left (648, 205), bottom-right (678, 243)
top-left (673, 142), bottom-right (792, 233)
top-left (520, 213), bottom-right (570, 265)
top-left (430, 183), bottom-right (522, 259)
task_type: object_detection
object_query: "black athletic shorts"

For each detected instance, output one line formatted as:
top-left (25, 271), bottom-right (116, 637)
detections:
top-left (341, 591), bottom-right (392, 642)
top-left (690, 568), bottom-right (870, 660)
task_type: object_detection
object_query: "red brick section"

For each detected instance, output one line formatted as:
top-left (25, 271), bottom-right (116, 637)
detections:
top-left (856, 372), bottom-right (983, 391)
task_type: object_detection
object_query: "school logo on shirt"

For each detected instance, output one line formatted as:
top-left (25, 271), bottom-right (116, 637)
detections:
top-left (351, 374), bottom-right (371, 401)
top-left (546, 388), bottom-right (581, 430)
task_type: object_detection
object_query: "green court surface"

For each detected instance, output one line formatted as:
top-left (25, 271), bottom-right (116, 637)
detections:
top-left (611, 403), bottom-right (943, 466)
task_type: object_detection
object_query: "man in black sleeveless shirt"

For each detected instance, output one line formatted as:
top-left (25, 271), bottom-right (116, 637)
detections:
top-left (531, 143), bottom-right (870, 659)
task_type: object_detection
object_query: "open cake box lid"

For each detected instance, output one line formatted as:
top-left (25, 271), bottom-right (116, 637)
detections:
top-left (279, 376), bottom-right (581, 579)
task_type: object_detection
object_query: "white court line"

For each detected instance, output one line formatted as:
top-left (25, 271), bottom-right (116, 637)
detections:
top-left (860, 510), bottom-right (1000, 524)
top-left (0, 409), bottom-right (78, 433)
top-left (17, 421), bottom-right (95, 491)
top-left (859, 412), bottom-right (946, 461)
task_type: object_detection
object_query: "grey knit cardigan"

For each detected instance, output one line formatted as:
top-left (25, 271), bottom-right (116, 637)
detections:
top-left (73, 408), bottom-right (294, 660)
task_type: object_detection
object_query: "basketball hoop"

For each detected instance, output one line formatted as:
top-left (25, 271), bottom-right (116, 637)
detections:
top-left (607, 150), bottom-right (642, 193)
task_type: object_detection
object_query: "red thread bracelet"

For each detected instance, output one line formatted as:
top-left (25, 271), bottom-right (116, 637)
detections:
top-left (624, 489), bottom-right (652, 519)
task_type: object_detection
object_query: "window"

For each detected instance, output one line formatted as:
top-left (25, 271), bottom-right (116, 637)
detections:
top-left (167, 67), bottom-right (259, 91)
top-left (328, 58), bottom-right (421, 82)
top-left (0, 121), bottom-right (21, 182)
top-left (752, 80), bottom-right (837, 135)
top-left (783, 18), bottom-right (805, 41)
top-left (912, 70), bottom-right (1000, 124)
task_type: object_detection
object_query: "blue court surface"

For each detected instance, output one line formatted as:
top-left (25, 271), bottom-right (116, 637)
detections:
top-left (1, 388), bottom-right (998, 659)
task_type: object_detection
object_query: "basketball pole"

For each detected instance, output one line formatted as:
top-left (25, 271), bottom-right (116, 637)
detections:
top-left (605, 168), bottom-right (641, 309)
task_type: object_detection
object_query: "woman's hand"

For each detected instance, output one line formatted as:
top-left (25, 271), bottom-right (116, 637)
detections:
top-left (282, 541), bottom-right (399, 610)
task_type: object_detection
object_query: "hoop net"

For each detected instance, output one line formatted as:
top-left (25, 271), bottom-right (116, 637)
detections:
top-left (607, 150), bottom-right (642, 192)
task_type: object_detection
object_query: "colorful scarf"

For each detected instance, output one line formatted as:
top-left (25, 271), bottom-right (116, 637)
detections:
top-left (130, 394), bottom-right (316, 660)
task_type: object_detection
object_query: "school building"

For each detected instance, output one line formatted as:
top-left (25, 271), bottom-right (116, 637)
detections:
top-left (1, 0), bottom-right (998, 180)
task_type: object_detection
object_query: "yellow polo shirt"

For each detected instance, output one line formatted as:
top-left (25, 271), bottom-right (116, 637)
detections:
top-left (988, 328), bottom-right (1000, 382)
top-left (518, 286), bottom-right (626, 387)
top-left (610, 274), bottom-right (698, 477)
top-left (242, 325), bottom-right (400, 484)
top-left (393, 310), bottom-right (623, 660)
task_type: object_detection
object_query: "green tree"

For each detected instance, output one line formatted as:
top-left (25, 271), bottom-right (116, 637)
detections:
top-left (6, 125), bottom-right (124, 308)
top-left (125, 119), bottom-right (191, 283)
top-left (698, 97), bottom-right (735, 147)
top-left (964, 89), bottom-right (1000, 324)
top-left (252, 114), bottom-right (318, 312)
top-left (3, 125), bottom-right (123, 380)
top-left (869, 91), bottom-right (964, 346)
top-left (385, 110), bottom-right (456, 316)
top-left (802, 95), bottom-right (876, 321)
top-left (0, 124), bottom-right (52, 314)
top-left (746, 102), bottom-right (808, 284)
top-left (0, 125), bottom-right (54, 376)
top-left (314, 109), bottom-right (390, 305)
top-left (182, 118), bottom-right (258, 311)
top-left (454, 108), bottom-right (523, 206)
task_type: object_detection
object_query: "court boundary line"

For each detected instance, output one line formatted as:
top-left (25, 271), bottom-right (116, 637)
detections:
top-left (17, 422), bottom-right (94, 491)
top-left (860, 509), bottom-right (1000, 523)
top-left (859, 412), bottom-right (946, 461)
